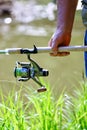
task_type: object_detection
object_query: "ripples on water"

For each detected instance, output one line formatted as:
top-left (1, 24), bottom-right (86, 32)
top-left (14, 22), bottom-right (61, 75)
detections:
top-left (0, 1), bottom-right (56, 37)
top-left (0, 0), bottom-right (82, 36)
top-left (0, 1), bottom-right (56, 24)
top-left (12, 1), bottom-right (56, 23)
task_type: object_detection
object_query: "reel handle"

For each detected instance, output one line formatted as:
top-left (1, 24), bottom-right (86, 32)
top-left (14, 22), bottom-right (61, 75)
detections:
top-left (37, 87), bottom-right (47, 93)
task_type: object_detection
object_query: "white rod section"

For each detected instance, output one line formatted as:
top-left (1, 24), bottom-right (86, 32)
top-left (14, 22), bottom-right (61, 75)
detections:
top-left (0, 46), bottom-right (87, 54)
top-left (37, 46), bottom-right (87, 53)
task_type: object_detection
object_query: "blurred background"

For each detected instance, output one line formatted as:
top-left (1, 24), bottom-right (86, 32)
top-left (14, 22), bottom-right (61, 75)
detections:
top-left (0, 0), bottom-right (85, 97)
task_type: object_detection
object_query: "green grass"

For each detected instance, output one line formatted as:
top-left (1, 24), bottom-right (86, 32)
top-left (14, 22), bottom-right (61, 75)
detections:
top-left (0, 81), bottom-right (87, 129)
top-left (25, 84), bottom-right (64, 130)
top-left (0, 88), bottom-right (28, 130)
top-left (68, 82), bottom-right (87, 130)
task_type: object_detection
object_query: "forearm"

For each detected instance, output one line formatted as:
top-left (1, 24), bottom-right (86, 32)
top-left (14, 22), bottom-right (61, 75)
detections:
top-left (57, 0), bottom-right (78, 34)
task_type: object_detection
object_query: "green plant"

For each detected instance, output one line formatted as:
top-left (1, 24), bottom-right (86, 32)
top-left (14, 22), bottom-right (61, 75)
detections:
top-left (0, 88), bottom-right (28, 130)
top-left (70, 83), bottom-right (87, 130)
top-left (26, 82), bottom-right (65, 130)
top-left (25, 81), bottom-right (87, 130)
top-left (62, 82), bottom-right (87, 130)
top-left (0, 81), bottom-right (87, 130)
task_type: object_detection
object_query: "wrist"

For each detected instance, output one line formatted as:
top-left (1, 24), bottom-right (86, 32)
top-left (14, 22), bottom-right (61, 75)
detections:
top-left (56, 26), bottom-right (72, 36)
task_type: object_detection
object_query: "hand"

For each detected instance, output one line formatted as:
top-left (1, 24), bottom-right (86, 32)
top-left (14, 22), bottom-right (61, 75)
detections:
top-left (48, 29), bottom-right (71, 56)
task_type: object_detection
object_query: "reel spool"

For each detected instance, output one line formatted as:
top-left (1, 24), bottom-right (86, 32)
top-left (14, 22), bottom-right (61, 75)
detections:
top-left (14, 55), bottom-right (49, 92)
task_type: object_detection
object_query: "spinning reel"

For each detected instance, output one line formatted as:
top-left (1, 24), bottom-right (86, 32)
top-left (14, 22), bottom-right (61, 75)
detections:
top-left (14, 54), bottom-right (49, 92)
top-left (0, 45), bottom-right (87, 92)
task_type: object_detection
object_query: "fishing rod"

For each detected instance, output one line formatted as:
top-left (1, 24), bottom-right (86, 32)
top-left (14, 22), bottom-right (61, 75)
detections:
top-left (0, 45), bottom-right (87, 54)
top-left (0, 45), bottom-right (87, 92)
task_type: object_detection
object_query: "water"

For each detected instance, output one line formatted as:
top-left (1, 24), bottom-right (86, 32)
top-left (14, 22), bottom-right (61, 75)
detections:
top-left (0, 1), bottom-right (85, 96)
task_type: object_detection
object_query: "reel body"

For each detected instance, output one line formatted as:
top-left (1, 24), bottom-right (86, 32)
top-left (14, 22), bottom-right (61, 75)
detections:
top-left (14, 55), bottom-right (49, 92)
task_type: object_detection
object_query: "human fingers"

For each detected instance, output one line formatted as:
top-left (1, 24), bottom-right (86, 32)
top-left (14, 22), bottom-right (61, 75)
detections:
top-left (50, 51), bottom-right (70, 56)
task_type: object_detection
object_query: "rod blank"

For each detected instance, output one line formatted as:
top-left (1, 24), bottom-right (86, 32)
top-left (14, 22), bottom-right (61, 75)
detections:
top-left (0, 45), bottom-right (87, 55)
top-left (36, 45), bottom-right (87, 53)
